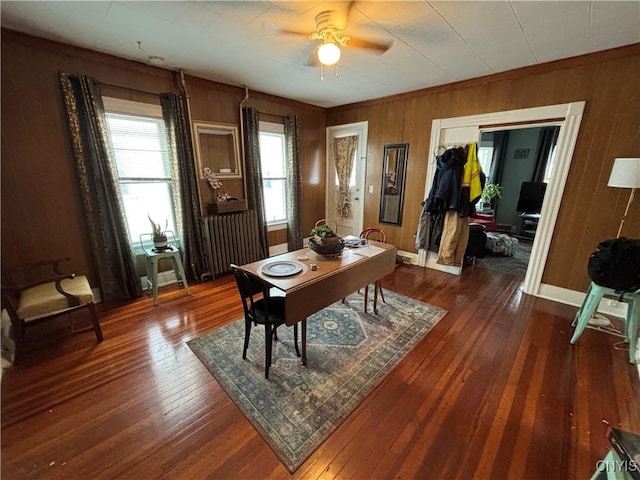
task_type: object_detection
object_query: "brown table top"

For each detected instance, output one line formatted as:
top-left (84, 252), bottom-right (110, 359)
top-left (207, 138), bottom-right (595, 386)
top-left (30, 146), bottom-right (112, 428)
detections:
top-left (236, 241), bottom-right (396, 295)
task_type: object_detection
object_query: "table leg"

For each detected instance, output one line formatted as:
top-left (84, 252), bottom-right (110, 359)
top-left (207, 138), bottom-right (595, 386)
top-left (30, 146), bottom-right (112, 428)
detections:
top-left (145, 256), bottom-right (153, 293)
top-left (373, 282), bottom-right (379, 314)
top-left (301, 319), bottom-right (307, 366)
top-left (363, 284), bottom-right (369, 313)
top-left (151, 257), bottom-right (159, 306)
top-left (171, 255), bottom-right (191, 296)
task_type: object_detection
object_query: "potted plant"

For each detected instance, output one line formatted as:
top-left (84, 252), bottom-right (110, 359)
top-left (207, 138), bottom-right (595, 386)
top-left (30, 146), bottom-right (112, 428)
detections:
top-left (308, 220), bottom-right (344, 256)
top-left (148, 215), bottom-right (168, 250)
top-left (310, 222), bottom-right (339, 244)
top-left (480, 183), bottom-right (502, 211)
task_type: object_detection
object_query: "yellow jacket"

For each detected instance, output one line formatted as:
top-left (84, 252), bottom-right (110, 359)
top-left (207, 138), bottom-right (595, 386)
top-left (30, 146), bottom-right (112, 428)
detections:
top-left (462, 142), bottom-right (483, 204)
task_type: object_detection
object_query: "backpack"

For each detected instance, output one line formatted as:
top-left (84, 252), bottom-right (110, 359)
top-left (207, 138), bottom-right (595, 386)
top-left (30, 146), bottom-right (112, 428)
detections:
top-left (587, 237), bottom-right (640, 292)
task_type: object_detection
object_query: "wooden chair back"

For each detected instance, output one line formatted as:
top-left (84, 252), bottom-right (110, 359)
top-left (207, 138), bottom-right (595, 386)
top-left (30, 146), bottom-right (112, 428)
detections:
top-left (360, 228), bottom-right (388, 243)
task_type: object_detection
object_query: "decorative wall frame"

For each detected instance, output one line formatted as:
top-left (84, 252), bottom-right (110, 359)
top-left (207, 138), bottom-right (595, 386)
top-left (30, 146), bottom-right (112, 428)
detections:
top-left (192, 121), bottom-right (242, 179)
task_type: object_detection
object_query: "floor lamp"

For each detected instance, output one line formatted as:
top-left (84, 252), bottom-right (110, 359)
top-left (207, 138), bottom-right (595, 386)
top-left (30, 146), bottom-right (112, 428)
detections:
top-left (607, 157), bottom-right (640, 238)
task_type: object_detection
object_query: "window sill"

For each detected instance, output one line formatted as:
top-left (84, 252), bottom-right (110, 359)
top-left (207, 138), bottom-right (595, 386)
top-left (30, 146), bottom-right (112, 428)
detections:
top-left (267, 222), bottom-right (287, 232)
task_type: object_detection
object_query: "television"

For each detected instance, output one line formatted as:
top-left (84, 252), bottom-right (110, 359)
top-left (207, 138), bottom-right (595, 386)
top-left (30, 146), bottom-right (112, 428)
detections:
top-left (516, 181), bottom-right (547, 213)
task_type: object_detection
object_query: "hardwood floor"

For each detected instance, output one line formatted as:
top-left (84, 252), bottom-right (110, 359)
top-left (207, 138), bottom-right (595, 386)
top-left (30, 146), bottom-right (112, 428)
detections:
top-left (2, 264), bottom-right (638, 479)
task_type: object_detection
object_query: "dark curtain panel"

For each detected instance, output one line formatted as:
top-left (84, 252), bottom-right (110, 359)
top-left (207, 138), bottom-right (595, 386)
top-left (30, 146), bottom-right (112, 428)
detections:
top-left (159, 93), bottom-right (207, 282)
top-left (489, 130), bottom-right (510, 185)
top-left (284, 115), bottom-right (303, 251)
top-left (532, 126), bottom-right (560, 182)
top-left (59, 72), bottom-right (142, 301)
top-left (242, 107), bottom-right (268, 257)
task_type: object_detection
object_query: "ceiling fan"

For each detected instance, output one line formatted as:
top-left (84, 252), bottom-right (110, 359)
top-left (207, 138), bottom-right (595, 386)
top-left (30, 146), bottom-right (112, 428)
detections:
top-left (280, 10), bottom-right (391, 67)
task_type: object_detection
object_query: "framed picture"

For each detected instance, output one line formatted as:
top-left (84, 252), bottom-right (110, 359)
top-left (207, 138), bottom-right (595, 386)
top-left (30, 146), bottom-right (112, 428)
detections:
top-left (514, 148), bottom-right (530, 159)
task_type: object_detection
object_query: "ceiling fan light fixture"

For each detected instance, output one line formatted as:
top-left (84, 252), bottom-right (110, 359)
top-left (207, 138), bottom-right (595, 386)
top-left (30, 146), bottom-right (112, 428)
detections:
top-left (318, 42), bottom-right (341, 66)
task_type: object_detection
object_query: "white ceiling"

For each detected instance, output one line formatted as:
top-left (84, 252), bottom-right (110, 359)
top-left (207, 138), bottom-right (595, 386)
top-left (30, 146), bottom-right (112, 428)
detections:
top-left (2, 1), bottom-right (639, 108)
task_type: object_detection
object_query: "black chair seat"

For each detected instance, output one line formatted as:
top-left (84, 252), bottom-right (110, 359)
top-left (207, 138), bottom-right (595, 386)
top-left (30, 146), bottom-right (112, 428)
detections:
top-left (231, 264), bottom-right (300, 378)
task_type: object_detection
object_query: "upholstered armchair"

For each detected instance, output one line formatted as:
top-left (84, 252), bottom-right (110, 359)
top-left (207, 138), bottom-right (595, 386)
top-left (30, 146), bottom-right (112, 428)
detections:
top-left (1, 257), bottom-right (103, 363)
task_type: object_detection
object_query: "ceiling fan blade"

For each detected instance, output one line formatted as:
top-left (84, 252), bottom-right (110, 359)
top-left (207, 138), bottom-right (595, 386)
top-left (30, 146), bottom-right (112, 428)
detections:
top-left (277, 28), bottom-right (313, 39)
top-left (345, 0), bottom-right (356, 25)
top-left (345, 36), bottom-right (391, 53)
top-left (306, 48), bottom-right (320, 67)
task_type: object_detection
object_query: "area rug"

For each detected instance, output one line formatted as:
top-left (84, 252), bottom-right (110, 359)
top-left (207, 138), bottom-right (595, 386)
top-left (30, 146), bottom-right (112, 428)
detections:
top-left (187, 289), bottom-right (446, 472)
top-left (476, 240), bottom-right (532, 277)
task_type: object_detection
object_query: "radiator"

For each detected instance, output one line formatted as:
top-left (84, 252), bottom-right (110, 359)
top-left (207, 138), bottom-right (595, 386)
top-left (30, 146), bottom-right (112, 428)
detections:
top-left (202, 210), bottom-right (264, 277)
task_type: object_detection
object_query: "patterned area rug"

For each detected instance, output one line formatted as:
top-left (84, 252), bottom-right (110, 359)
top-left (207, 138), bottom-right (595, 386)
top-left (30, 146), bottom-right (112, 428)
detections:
top-left (187, 289), bottom-right (446, 472)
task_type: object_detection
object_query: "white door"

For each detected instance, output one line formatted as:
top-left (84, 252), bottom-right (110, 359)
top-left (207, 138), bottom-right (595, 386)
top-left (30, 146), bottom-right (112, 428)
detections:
top-left (326, 122), bottom-right (368, 237)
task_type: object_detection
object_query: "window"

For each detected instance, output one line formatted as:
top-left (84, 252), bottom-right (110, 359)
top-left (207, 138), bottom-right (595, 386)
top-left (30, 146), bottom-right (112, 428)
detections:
top-left (543, 144), bottom-right (557, 183)
top-left (477, 146), bottom-right (493, 179)
top-left (103, 98), bottom-right (177, 245)
top-left (259, 122), bottom-right (287, 224)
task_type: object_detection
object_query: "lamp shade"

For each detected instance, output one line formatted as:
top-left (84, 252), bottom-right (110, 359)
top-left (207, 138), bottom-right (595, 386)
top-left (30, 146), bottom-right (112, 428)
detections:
top-left (317, 42), bottom-right (341, 66)
top-left (608, 157), bottom-right (640, 188)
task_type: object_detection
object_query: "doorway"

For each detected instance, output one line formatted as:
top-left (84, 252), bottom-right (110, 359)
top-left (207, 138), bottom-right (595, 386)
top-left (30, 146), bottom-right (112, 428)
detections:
top-left (421, 102), bottom-right (585, 296)
top-left (326, 122), bottom-right (368, 237)
top-left (472, 125), bottom-right (560, 277)
top-left (479, 126), bottom-right (560, 238)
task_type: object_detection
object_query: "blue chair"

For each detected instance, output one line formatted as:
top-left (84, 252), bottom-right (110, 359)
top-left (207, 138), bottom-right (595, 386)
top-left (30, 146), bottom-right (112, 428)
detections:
top-left (570, 282), bottom-right (640, 364)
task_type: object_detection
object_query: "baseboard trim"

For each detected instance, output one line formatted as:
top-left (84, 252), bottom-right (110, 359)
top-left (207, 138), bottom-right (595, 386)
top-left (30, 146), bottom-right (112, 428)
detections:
top-left (538, 283), bottom-right (629, 318)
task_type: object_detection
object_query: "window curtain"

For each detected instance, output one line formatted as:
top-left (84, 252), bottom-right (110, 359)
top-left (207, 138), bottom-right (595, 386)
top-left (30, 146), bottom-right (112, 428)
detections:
top-left (284, 115), bottom-right (303, 251)
top-left (159, 93), bottom-right (208, 282)
top-left (488, 130), bottom-right (509, 186)
top-left (59, 73), bottom-right (142, 301)
top-left (242, 107), bottom-right (268, 258)
top-left (331, 135), bottom-right (357, 218)
top-left (532, 126), bottom-right (560, 182)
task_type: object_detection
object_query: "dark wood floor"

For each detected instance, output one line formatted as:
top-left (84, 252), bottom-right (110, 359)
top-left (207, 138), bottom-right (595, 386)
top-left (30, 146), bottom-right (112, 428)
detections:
top-left (2, 264), bottom-right (639, 479)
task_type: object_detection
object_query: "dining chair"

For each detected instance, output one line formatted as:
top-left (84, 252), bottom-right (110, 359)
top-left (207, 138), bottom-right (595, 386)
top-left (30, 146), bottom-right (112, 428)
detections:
top-left (1, 257), bottom-right (103, 364)
top-left (359, 228), bottom-right (388, 313)
top-left (230, 264), bottom-right (300, 378)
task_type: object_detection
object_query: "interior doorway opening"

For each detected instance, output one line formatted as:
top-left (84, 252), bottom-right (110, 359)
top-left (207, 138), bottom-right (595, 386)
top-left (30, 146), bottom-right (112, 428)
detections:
top-left (479, 126), bottom-right (560, 238)
top-left (471, 125), bottom-right (560, 278)
top-left (421, 102), bottom-right (585, 297)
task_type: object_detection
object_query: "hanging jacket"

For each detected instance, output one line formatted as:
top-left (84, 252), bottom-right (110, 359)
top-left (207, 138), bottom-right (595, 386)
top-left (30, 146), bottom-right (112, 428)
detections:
top-left (458, 143), bottom-right (483, 218)
top-left (423, 147), bottom-right (466, 214)
top-left (417, 146), bottom-right (466, 251)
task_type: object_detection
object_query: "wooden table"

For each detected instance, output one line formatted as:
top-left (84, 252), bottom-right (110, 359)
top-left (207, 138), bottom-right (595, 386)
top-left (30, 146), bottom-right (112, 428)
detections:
top-left (236, 241), bottom-right (397, 365)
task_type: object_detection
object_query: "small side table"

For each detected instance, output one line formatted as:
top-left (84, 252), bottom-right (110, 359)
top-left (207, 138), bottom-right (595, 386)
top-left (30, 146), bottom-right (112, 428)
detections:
top-left (519, 213), bottom-right (540, 238)
top-left (143, 246), bottom-right (191, 306)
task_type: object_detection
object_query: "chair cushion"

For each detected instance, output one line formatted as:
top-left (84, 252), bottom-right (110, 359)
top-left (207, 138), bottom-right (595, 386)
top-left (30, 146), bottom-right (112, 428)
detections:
top-left (17, 275), bottom-right (94, 321)
top-left (253, 296), bottom-right (286, 326)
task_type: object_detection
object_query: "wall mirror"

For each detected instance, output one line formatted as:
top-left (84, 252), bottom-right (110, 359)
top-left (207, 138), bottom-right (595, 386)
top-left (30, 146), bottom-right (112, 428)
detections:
top-left (192, 121), bottom-right (242, 179)
top-left (379, 143), bottom-right (409, 225)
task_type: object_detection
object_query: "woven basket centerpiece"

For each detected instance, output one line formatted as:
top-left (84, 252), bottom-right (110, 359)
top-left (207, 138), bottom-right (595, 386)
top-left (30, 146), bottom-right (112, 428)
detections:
top-left (308, 219), bottom-right (345, 256)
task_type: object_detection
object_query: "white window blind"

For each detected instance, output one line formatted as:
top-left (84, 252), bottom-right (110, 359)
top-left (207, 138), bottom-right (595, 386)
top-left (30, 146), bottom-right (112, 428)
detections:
top-left (103, 100), bottom-right (177, 245)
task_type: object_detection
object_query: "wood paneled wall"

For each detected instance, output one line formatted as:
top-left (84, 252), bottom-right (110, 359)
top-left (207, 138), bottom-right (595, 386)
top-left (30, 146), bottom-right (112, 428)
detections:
top-left (327, 44), bottom-right (640, 291)
top-left (2, 27), bottom-right (638, 295)
top-left (0, 29), bottom-right (325, 286)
